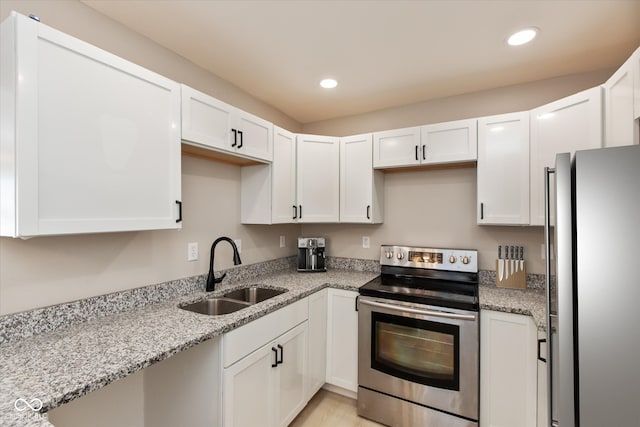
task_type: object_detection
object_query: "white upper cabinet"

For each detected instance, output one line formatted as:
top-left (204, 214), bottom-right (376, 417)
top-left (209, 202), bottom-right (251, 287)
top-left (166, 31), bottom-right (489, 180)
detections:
top-left (529, 87), bottom-right (602, 226)
top-left (373, 127), bottom-right (422, 168)
top-left (296, 134), bottom-right (340, 223)
top-left (420, 119), bottom-right (477, 164)
top-left (340, 134), bottom-right (384, 223)
top-left (0, 12), bottom-right (182, 237)
top-left (181, 84), bottom-right (273, 162)
top-left (477, 112), bottom-right (530, 225)
top-left (271, 127), bottom-right (297, 223)
top-left (603, 48), bottom-right (638, 147)
top-left (373, 121), bottom-right (477, 169)
top-left (240, 126), bottom-right (296, 224)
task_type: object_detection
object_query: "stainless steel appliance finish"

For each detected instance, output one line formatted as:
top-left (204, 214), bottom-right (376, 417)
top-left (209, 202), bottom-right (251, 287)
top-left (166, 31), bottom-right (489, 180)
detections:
top-left (545, 145), bottom-right (640, 427)
top-left (297, 237), bottom-right (326, 272)
top-left (358, 245), bottom-right (479, 426)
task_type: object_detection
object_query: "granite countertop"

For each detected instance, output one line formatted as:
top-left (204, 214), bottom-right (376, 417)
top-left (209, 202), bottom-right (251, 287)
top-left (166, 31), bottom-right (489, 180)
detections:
top-left (0, 267), bottom-right (546, 427)
top-left (480, 284), bottom-right (547, 330)
top-left (0, 268), bottom-right (376, 427)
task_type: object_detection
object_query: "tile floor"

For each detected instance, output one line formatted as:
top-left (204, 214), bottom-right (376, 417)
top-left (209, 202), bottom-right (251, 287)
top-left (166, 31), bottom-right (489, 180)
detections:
top-left (289, 389), bottom-right (385, 427)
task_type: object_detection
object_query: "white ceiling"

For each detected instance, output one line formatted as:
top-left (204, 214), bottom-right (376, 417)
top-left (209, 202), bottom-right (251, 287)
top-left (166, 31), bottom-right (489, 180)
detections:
top-left (82, 0), bottom-right (640, 124)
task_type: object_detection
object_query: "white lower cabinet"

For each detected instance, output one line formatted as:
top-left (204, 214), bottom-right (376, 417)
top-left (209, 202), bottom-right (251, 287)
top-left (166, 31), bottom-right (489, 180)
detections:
top-left (480, 310), bottom-right (538, 427)
top-left (307, 289), bottom-right (328, 400)
top-left (325, 288), bottom-right (358, 395)
top-left (223, 298), bottom-right (309, 427)
top-left (537, 330), bottom-right (549, 427)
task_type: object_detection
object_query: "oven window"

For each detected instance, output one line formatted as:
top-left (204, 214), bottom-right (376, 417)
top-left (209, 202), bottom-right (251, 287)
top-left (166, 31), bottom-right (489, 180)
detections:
top-left (371, 312), bottom-right (460, 390)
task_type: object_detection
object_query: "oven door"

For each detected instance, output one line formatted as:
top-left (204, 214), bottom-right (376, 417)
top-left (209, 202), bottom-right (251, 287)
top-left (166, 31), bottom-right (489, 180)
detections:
top-left (358, 296), bottom-right (479, 420)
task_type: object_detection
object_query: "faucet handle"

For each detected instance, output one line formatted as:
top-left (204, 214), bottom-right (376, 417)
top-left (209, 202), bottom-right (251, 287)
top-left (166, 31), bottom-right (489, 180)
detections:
top-left (214, 272), bottom-right (227, 284)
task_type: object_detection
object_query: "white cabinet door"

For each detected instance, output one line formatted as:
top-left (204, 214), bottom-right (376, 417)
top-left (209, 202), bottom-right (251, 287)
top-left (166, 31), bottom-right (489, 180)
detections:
top-left (340, 134), bottom-right (384, 223)
top-left (477, 112), bottom-right (530, 225)
top-left (480, 310), bottom-right (538, 427)
top-left (307, 289), bottom-right (328, 400)
top-left (326, 289), bottom-right (358, 394)
top-left (240, 126), bottom-right (295, 224)
top-left (0, 12), bottom-right (181, 237)
top-left (537, 330), bottom-right (548, 427)
top-left (275, 323), bottom-right (308, 427)
top-left (181, 84), bottom-right (273, 162)
top-left (223, 341), bottom-right (276, 427)
top-left (373, 127), bottom-right (421, 168)
top-left (421, 119), bottom-right (477, 164)
top-left (603, 51), bottom-right (636, 147)
top-left (296, 134), bottom-right (340, 223)
top-left (529, 87), bottom-right (602, 225)
top-left (272, 127), bottom-right (297, 223)
top-left (235, 109), bottom-right (273, 161)
top-left (181, 84), bottom-right (235, 152)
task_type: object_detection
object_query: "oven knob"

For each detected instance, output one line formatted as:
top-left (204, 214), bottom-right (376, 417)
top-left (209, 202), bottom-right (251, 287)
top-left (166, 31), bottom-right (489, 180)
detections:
top-left (449, 255), bottom-right (457, 264)
top-left (385, 251), bottom-right (393, 259)
top-left (462, 256), bottom-right (470, 264)
top-left (396, 252), bottom-right (404, 260)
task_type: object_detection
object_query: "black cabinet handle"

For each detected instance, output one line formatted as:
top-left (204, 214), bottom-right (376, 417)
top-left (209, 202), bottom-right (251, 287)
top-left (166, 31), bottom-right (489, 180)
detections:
top-left (366, 205), bottom-right (371, 219)
top-left (231, 129), bottom-right (238, 147)
top-left (415, 145), bottom-right (418, 161)
top-left (423, 145), bottom-right (426, 160)
top-left (480, 202), bottom-right (484, 220)
top-left (238, 130), bottom-right (243, 149)
top-left (176, 200), bottom-right (182, 223)
top-left (277, 344), bottom-right (283, 365)
top-left (299, 205), bottom-right (302, 219)
top-left (538, 338), bottom-right (547, 362)
top-left (355, 295), bottom-right (359, 312)
top-left (293, 205), bottom-right (297, 219)
top-left (271, 347), bottom-right (278, 367)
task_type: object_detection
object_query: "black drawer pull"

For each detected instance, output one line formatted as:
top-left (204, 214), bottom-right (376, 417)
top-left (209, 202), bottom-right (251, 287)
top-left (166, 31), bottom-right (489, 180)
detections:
top-left (176, 200), bottom-right (182, 223)
top-left (538, 338), bottom-right (547, 362)
top-left (271, 347), bottom-right (278, 367)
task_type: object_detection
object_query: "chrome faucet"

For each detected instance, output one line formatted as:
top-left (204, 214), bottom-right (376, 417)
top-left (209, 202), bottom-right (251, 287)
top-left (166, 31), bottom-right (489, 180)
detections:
top-left (206, 237), bottom-right (242, 292)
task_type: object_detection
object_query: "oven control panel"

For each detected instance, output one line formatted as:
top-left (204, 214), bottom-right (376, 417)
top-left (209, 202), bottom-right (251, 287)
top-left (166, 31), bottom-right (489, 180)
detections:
top-left (381, 245), bottom-right (478, 273)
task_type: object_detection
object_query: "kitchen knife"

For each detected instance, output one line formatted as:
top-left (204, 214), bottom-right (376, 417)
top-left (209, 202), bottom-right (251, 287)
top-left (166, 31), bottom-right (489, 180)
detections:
top-left (520, 246), bottom-right (524, 270)
top-left (498, 245), bottom-right (503, 281)
top-left (510, 246), bottom-right (515, 276)
top-left (504, 244), bottom-right (510, 279)
top-left (514, 244), bottom-right (519, 272)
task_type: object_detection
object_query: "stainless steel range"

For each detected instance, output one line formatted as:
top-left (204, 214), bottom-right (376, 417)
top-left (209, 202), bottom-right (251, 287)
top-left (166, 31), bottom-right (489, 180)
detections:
top-left (357, 245), bottom-right (479, 427)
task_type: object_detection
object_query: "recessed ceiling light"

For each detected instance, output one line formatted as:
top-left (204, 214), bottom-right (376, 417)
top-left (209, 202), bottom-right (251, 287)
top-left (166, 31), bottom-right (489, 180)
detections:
top-left (507, 28), bottom-right (538, 46)
top-left (320, 78), bottom-right (338, 89)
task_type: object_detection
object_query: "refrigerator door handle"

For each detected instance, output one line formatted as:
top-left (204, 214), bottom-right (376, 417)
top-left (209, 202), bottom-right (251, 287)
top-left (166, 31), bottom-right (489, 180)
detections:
top-left (544, 166), bottom-right (555, 427)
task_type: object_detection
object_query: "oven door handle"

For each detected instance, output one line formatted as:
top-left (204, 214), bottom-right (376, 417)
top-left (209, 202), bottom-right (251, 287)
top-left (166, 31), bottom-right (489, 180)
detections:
top-left (359, 299), bottom-right (476, 321)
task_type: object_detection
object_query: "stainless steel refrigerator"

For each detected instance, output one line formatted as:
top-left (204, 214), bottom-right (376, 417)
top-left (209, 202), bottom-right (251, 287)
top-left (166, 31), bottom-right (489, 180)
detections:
top-left (544, 144), bottom-right (640, 427)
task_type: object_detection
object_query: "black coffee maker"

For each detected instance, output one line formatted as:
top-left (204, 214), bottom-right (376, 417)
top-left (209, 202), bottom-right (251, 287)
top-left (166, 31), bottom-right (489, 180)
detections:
top-left (297, 237), bottom-right (326, 272)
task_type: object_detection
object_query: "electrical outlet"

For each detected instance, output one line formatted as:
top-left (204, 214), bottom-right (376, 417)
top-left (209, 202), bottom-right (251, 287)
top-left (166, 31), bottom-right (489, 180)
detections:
top-left (187, 242), bottom-right (198, 261)
top-left (362, 236), bottom-right (370, 249)
top-left (541, 243), bottom-right (554, 260)
top-left (234, 239), bottom-right (242, 254)
top-left (279, 235), bottom-right (286, 248)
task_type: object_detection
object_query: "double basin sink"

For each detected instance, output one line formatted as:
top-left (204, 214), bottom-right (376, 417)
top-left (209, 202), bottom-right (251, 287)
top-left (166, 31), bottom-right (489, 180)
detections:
top-left (180, 286), bottom-right (286, 316)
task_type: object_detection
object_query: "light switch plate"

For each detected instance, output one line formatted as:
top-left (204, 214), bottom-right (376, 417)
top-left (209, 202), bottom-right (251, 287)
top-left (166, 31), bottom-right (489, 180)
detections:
top-left (279, 235), bottom-right (285, 248)
top-left (362, 236), bottom-right (370, 249)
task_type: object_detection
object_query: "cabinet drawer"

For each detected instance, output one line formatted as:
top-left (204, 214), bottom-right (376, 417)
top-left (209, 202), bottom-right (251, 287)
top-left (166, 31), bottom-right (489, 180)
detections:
top-left (223, 298), bottom-right (308, 368)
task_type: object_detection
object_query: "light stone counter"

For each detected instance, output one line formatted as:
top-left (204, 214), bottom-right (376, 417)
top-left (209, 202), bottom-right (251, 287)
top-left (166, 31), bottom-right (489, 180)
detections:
top-left (0, 259), bottom-right (545, 427)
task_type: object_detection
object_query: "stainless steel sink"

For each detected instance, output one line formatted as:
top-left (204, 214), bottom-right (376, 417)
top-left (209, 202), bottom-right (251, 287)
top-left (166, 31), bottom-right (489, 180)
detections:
top-left (180, 286), bottom-right (287, 316)
top-left (180, 298), bottom-right (251, 316)
top-left (223, 286), bottom-right (286, 304)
